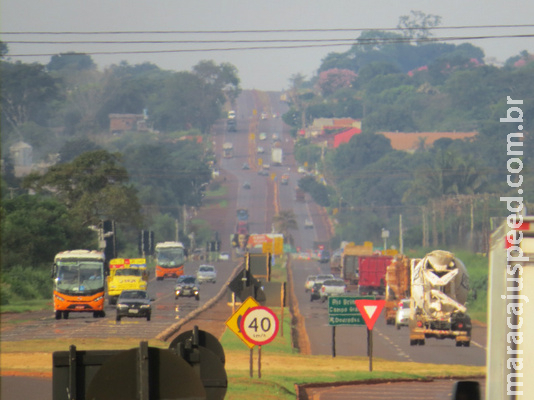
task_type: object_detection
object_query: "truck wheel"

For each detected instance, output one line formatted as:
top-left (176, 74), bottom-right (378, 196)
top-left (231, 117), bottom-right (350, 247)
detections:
top-left (146, 313), bottom-right (151, 322)
top-left (410, 339), bottom-right (417, 346)
top-left (195, 294), bottom-right (200, 301)
top-left (55, 311), bottom-right (62, 320)
top-left (116, 315), bottom-right (121, 322)
top-left (63, 311), bottom-right (69, 319)
top-left (464, 341), bottom-right (470, 347)
top-left (156, 277), bottom-right (163, 281)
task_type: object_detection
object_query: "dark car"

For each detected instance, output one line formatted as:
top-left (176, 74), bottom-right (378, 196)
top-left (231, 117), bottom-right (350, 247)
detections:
top-left (310, 282), bottom-right (323, 302)
top-left (175, 275), bottom-right (200, 300)
top-left (116, 290), bottom-right (152, 322)
top-left (318, 250), bottom-right (330, 264)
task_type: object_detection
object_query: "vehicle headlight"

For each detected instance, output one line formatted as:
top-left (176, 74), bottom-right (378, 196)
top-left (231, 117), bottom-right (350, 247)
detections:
top-left (93, 295), bottom-right (104, 302)
top-left (54, 295), bottom-right (65, 302)
top-left (140, 305), bottom-right (151, 309)
top-left (117, 304), bottom-right (128, 309)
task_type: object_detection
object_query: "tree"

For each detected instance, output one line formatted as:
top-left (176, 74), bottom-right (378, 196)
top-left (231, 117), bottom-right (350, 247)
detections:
top-left (397, 10), bottom-right (442, 41)
top-left (123, 141), bottom-right (211, 214)
top-left (1, 195), bottom-right (92, 269)
top-left (58, 138), bottom-right (102, 163)
top-left (317, 68), bottom-right (357, 96)
top-left (47, 52), bottom-right (96, 72)
top-left (0, 61), bottom-right (61, 134)
top-left (23, 150), bottom-right (142, 227)
top-left (193, 60), bottom-right (241, 107)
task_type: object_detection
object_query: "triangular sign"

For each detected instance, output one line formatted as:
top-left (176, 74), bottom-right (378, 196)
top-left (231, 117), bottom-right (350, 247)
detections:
top-left (355, 299), bottom-right (385, 330)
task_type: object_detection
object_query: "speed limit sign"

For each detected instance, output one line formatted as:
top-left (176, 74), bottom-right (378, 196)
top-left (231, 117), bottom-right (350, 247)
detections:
top-left (240, 306), bottom-right (279, 345)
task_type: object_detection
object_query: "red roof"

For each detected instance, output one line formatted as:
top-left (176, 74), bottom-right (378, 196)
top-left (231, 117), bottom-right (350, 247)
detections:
top-left (333, 128), bottom-right (361, 148)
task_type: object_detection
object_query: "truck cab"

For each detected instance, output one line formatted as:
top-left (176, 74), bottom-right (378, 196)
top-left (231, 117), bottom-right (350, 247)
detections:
top-left (107, 258), bottom-right (148, 305)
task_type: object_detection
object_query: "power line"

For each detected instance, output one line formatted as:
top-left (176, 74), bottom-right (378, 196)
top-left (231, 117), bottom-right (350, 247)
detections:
top-left (2, 24), bottom-right (534, 35)
top-left (5, 34), bottom-right (534, 58)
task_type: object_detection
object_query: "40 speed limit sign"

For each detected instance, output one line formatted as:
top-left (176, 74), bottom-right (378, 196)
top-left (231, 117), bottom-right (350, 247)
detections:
top-left (240, 306), bottom-right (279, 346)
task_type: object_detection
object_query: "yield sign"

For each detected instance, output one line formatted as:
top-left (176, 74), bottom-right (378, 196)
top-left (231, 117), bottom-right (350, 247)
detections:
top-left (354, 299), bottom-right (385, 330)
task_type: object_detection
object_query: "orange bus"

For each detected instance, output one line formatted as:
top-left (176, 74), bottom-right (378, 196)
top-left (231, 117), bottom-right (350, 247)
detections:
top-left (52, 250), bottom-right (106, 319)
top-left (155, 241), bottom-right (186, 280)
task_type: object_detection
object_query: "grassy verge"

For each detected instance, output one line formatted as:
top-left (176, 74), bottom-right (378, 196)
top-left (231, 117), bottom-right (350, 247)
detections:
top-left (220, 311), bottom-right (484, 399)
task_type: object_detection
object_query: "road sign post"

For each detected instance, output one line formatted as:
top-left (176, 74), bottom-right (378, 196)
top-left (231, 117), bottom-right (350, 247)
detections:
top-left (240, 306), bottom-right (279, 378)
top-left (328, 296), bottom-right (373, 357)
top-left (354, 299), bottom-right (385, 372)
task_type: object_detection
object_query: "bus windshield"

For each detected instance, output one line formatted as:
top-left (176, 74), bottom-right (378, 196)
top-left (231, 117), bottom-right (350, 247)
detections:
top-left (55, 261), bottom-right (104, 294)
top-left (157, 248), bottom-right (185, 268)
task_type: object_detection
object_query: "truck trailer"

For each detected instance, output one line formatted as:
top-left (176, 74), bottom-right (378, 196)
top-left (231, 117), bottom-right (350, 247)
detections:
top-left (339, 242), bottom-right (374, 284)
top-left (357, 255), bottom-right (393, 296)
top-left (384, 255), bottom-right (411, 325)
top-left (271, 147), bottom-right (283, 166)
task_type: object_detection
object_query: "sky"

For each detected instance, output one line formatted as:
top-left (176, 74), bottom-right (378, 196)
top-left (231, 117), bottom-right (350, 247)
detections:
top-left (2, 0), bottom-right (534, 91)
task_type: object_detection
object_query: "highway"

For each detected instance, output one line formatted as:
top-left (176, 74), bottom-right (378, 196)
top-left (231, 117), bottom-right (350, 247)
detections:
top-left (1, 90), bottom-right (487, 399)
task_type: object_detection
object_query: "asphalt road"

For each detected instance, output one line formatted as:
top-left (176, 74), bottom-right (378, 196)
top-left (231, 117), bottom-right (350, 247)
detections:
top-left (1, 90), bottom-right (488, 399)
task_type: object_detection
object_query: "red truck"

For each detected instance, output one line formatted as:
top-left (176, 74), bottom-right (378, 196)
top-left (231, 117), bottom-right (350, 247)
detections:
top-left (357, 255), bottom-right (392, 296)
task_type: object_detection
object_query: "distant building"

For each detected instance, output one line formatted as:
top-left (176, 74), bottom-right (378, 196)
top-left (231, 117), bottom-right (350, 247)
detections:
top-left (10, 141), bottom-right (33, 177)
top-left (109, 113), bottom-right (148, 134)
top-left (378, 131), bottom-right (478, 152)
top-left (305, 118), bottom-right (361, 138)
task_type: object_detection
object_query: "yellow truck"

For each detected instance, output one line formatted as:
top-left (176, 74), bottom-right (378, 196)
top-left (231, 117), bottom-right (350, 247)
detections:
top-left (107, 258), bottom-right (148, 305)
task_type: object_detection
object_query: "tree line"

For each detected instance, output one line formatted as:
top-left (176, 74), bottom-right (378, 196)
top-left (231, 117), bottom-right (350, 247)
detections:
top-left (1, 44), bottom-right (240, 272)
top-left (284, 15), bottom-right (534, 252)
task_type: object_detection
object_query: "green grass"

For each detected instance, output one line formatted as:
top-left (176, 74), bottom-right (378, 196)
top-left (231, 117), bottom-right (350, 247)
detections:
top-left (205, 185), bottom-right (228, 198)
top-left (0, 299), bottom-right (53, 314)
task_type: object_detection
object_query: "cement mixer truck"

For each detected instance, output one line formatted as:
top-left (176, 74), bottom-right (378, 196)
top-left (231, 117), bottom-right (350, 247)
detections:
top-left (409, 250), bottom-right (472, 347)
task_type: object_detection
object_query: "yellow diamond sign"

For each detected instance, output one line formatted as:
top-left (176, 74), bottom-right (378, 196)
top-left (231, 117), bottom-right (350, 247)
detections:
top-left (225, 296), bottom-right (260, 348)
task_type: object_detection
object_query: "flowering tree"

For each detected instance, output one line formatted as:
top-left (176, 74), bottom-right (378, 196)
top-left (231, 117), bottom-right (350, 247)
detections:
top-left (317, 68), bottom-right (357, 96)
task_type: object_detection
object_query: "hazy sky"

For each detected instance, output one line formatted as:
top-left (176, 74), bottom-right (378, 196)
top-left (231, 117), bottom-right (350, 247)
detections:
top-left (2, 0), bottom-right (534, 91)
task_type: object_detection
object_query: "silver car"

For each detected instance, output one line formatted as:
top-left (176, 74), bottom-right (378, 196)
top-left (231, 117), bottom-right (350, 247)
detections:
top-left (196, 265), bottom-right (217, 284)
top-left (395, 299), bottom-right (411, 329)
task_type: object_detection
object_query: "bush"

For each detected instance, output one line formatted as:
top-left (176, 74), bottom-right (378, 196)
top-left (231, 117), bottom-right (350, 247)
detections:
top-left (0, 266), bottom-right (52, 304)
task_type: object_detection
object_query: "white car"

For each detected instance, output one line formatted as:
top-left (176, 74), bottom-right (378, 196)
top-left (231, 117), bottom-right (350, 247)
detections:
top-left (320, 279), bottom-right (347, 301)
top-left (304, 275), bottom-right (316, 292)
top-left (304, 218), bottom-right (314, 229)
top-left (395, 299), bottom-right (411, 329)
top-left (315, 274), bottom-right (335, 285)
top-left (218, 252), bottom-right (230, 261)
top-left (196, 265), bottom-right (217, 284)
top-left (259, 132), bottom-right (267, 141)
top-left (257, 146), bottom-right (265, 154)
